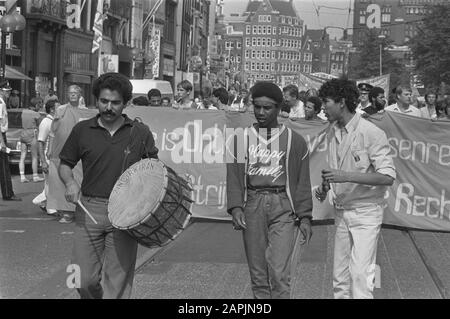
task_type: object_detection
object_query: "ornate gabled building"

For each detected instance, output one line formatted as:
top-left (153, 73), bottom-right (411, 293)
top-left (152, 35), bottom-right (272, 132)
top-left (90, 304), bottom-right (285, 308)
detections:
top-left (242, 0), bottom-right (304, 87)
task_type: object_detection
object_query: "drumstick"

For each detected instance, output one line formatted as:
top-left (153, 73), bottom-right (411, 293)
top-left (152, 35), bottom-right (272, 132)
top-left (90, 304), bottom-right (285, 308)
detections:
top-left (77, 199), bottom-right (98, 225)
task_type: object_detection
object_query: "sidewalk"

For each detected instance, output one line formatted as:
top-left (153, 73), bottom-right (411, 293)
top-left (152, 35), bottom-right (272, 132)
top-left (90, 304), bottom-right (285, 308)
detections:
top-left (132, 220), bottom-right (450, 299)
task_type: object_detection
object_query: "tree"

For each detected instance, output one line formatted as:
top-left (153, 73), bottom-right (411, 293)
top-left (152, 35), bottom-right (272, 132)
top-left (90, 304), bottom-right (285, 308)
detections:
top-left (348, 28), bottom-right (408, 90)
top-left (410, 3), bottom-right (450, 89)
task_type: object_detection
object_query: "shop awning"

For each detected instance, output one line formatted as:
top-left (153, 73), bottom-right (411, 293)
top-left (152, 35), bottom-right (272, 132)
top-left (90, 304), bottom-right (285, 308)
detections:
top-left (5, 66), bottom-right (33, 81)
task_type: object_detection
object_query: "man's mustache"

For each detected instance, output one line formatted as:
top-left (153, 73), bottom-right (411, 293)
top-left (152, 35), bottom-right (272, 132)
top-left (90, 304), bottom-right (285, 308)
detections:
top-left (101, 110), bottom-right (116, 116)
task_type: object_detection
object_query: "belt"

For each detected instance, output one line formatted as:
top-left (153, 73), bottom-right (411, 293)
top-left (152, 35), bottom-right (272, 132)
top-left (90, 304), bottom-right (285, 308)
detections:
top-left (81, 195), bottom-right (109, 203)
top-left (248, 186), bottom-right (286, 194)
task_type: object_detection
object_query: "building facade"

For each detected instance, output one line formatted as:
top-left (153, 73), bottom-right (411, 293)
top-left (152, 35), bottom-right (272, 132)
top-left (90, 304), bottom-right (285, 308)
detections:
top-left (304, 28), bottom-right (330, 74)
top-left (329, 39), bottom-right (352, 77)
top-left (242, 0), bottom-right (304, 87)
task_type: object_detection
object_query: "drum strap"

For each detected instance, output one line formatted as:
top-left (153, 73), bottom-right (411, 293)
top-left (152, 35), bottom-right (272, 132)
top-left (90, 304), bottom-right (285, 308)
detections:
top-left (120, 119), bottom-right (153, 174)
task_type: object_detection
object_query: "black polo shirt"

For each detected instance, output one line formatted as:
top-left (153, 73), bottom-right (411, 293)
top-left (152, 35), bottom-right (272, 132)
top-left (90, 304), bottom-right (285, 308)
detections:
top-left (59, 114), bottom-right (158, 198)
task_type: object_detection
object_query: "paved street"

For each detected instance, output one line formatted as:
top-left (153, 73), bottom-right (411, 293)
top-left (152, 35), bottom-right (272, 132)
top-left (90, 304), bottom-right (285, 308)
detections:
top-left (1, 174), bottom-right (450, 299)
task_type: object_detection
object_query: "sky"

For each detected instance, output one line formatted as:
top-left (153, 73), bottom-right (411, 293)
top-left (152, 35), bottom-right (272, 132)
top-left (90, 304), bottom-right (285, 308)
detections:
top-left (222, 0), bottom-right (354, 40)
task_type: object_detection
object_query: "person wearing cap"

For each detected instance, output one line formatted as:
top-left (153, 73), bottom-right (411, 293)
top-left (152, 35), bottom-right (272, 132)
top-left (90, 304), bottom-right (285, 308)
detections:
top-left (227, 81), bottom-right (313, 299)
top-left (356, 83), bottom-right (373, 114)
top-left (316, 78), bottom-right (396, 299)
top-left (0, 84), bottom-right (21, 201)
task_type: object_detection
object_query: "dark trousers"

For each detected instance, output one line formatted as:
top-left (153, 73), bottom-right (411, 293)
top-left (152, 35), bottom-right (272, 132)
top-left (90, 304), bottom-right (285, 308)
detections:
top-left (0, 132), bottom-right (14, 199)
top-left (72, 196), bottom-right (138, 299)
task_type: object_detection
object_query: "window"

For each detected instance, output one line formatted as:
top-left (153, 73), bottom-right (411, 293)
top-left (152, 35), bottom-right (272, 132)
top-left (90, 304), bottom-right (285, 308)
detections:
top-left (237, 42), bottom-right (242, 49)
top-left (246, 25), bottom-right (251, 34)
top-left (271, 63), bottom-right (275, 71)
top-left (257, 26), bottom-right (261, 34)
top-left (246, 38), bottom-right (251, 46)
top-left (281, 17), bottom-right (285, 24)
top-left (252, 51), bottom-right (256, 58)
top-left (245, 50), bottom-right (250, 58)
top-left (261, 51), bottom-right (265, 59)
top-left (256, 51), bottom-right (260, 59)
top-left (257, 38), bottom-right (261, 46)
top-left (266, 63), bottom-right (270, 71)
top-left (252, 38), bottom-right (257, 46)
top-left (267, 27), bottom-right (271, 35)
top-left (262, 38), bottom-right (266, 46)
top-left (359, 10), bottom-right (366, 24)
top-left (245, 62), bottom-right (249, 71)
top-left (267, 16), bottom-right (271, 22)
top-left (237, 55), bottom-right (241, 63)
top-left (267, 50), bottom-right (270, 58)
top-left (251, 62), bottom-right (255, 71)
top-left (273, 27), bottom-right (277, 34)
top-left (272, 39), bottom-right (276, 46)
top-left (225, 56), bottom-right (229, 62)
top-left (225, 41), bottom-right (231, 49)
top-left (272, 51), bottom-right (275, 59)
top-left (382, 14), bottom-right (391, 23)
top-left (253, 25), bottom-right (257, 34)
top-left (256, 62), bottom-right (260, 70)
top-left (288, 17), bottom-right (292, 24)
top-left (262, 26), bottom-right (266, 34)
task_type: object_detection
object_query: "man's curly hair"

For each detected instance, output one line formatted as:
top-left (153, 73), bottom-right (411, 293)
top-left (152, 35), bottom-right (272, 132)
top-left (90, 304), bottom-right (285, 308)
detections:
top-left (318, 78), bottom-right (359, 113)
top-left (93, 72), bottom-right (133, 105)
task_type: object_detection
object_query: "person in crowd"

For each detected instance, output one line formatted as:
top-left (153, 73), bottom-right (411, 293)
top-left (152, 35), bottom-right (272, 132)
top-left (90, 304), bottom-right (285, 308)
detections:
top-left (316, 78), bottom-right (396, 299)
top-left (0, 83), bottom-right (20, 201)
top-left (47, 85), bottom-right (95, 224)
top-left (283, 84), bottom-right (305, 120)
top-left (385, 86), bottom-right (421, 117)
top-left (362, 87), bottom-right (386, 116)
top-left (436, 97), bottom-right (450, 121)
top-left (227, 81), bottom-right (312, 299)
top-left (32, 100), bottom-right (57, 215)
top-left (194, 96), bottom-right (205, 109)
top-left (44, 88), bottom-right (59, 106)
top-left (298, 90), bottom-right (307, 104)
top-left (304, 96), bottom-right (325, 122)
top-left (8, 90), bottom-right (20, 109)
top-left (19, 99), bottom-right (44, 183)
top-left (34, 92), bottom-right (44, 110)
top-left (147, 89), bottom-right (162, 107)
top-left (131, 96), bottom-right (149, 106)
top-left (356, 83), bottom-right (373, 114)
top-left (173, 80), bottom-right (195, 110)
top-left (211, 87), bottom-right (229, 111)
top-left (305, 88), bottom-right (327, 120)
top-left (161, 97), bottom-right (171, 107)
top-left (58, 72), bottom-right (158, 299)
top-left (420, 89), bottom-right (438, 119)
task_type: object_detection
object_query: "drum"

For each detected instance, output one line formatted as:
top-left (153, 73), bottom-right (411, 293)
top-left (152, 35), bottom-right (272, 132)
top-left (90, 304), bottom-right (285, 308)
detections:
top-left (108, 158), bottom-right (193, 248)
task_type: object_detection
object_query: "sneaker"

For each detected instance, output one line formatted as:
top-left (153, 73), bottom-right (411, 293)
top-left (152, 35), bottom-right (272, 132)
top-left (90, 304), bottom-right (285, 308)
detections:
top-left (59, 215), bottom-right (74, 224)
top-left (21, 177), bottom-right (30, 183)
top-left (46, 209), bottom-right (58, 215)
top-left (33, 176), bottom-right (45, 182)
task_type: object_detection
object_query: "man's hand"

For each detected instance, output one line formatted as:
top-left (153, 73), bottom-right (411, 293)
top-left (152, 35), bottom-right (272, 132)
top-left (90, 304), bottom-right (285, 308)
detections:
top-left (231, 207), bottom-right (247, 231)
top-left (299, 217), bottom-right (312, 245)
top-left (322, 169), bottom-right (348, 184)
top-left (314, 183), bottom-right (329, 202)
top-left (64, 181), bottom-right (80, 204)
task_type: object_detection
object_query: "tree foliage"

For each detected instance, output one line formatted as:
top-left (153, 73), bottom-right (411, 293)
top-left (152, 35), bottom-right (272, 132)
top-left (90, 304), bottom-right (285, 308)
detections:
top-left (348, 28), bottom-right (408, 91)
top-left (410, 3), bottom-right (450, 89)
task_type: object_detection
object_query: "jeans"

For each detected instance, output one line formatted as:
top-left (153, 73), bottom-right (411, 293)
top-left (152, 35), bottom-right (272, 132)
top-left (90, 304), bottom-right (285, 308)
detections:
top-left (72, 196), bottom-right (138, 299)
top-left (243, 190), bottom-right (298, 299)
top-left (333, 204), bottom-right (383, 299)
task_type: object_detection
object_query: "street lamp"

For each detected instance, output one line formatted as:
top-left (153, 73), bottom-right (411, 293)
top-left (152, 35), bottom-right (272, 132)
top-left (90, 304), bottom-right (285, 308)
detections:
top-left (378, 34), bottom-right (386, 76)
top-left (0, 12), bottom-right (26, 83)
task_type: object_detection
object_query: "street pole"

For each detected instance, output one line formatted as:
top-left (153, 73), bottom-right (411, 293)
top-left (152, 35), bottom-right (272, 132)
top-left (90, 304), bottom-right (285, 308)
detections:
top-left (0, 32), bottom-right (7, 82)
top-left (379, 43), bottom-right (382, 76)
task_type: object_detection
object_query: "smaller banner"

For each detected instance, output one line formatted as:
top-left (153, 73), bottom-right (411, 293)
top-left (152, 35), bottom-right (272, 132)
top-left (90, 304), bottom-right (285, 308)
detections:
top-left (99, 54), bottom-right (119, 75)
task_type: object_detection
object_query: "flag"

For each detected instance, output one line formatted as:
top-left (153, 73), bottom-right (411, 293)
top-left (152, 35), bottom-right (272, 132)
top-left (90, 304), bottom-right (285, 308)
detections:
top-left (92, 0), bottom-right (107, 53)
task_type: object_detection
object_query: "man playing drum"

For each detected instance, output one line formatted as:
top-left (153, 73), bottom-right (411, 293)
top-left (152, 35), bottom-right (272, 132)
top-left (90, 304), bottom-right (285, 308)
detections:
top-left (58, 73), bottom-right (159, 299)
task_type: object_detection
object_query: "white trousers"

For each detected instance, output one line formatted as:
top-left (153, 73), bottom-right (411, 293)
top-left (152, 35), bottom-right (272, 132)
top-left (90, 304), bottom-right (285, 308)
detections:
top-left (333, 205), bottom-right (383, 299)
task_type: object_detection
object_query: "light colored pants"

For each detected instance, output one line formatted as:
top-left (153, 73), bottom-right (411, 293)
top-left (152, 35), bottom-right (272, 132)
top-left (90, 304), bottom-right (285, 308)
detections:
top-left (243, 190), bottom-right (298, 299)
top-left (333, 204), bottom-right (383, 299)
top-left (72, 196), bottom-right (138, 299)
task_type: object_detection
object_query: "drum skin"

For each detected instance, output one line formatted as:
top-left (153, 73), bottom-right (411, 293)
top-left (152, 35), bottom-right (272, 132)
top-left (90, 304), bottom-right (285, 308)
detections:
top-left (108, 159), bottom-right (193, 248)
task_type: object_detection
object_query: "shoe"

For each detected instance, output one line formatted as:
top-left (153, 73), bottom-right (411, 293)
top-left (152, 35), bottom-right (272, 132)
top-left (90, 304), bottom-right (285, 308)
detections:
top-left (21, 178), bottom-right (30, 183)
top-left (33, 176), bottom-right (45, 182)
top-left (46, 209), bottom-right (58, 215)
top-left (59, 215), bottom-right (74, 223)
top-left (3, 195), bottom-right (22, 201)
